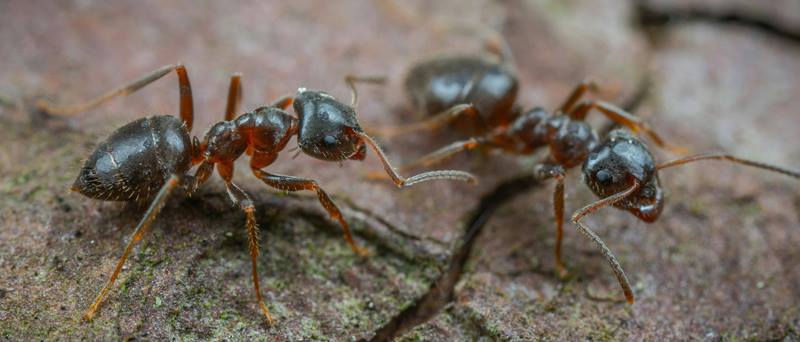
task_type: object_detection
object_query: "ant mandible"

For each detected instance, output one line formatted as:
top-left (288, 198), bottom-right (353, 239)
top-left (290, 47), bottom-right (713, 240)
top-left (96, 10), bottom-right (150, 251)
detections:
top-left (37, 64), bottom-right (476, 324)
top-left (367, 51), bottom-right (800, 303)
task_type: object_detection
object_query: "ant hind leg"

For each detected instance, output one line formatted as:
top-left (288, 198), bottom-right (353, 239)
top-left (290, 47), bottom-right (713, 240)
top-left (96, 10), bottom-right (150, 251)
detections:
top-left (36, 64), bottom-right (195, 130)
top-left (569, 100), bottom-right (687, 154)
top-left (83, 175), bottom-right (182, 321)
top-left (558, 80), bottom-right (598, 114)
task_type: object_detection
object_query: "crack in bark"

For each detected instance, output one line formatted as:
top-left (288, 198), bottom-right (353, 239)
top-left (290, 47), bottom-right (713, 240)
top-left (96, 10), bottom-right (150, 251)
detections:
top-left (187, 189), bottom-right (445, 265)
top-left (634, 1), bottom-right (800, 44)
top-left (343, 199), bottom-right (450, 248)
top-left (367, 175), bottom-right (542, 342)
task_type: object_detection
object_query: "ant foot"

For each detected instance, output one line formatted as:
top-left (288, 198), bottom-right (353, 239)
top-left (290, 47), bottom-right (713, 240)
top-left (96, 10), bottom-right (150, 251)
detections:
top-left (352, 245), bottom-right (371, 257)
top-left (556, 263), bottom-right (570, 280)
top-left (258, 301), bottom-right (274, 325)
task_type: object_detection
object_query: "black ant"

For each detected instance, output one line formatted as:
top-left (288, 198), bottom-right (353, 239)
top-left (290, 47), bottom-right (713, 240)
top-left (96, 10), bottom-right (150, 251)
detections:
top-left (37, 64), bottom-right (476, 324)
top-left (367, 55), bottom-right (800, 303)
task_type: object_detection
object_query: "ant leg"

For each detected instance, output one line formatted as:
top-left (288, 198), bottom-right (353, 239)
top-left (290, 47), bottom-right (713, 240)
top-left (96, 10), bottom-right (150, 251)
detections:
top-left (270, 95), bottom-right (294, 110)
top-left (190, 160), bottom-right (215, 193)
top-left (344, 75), bottom-right (387, 108)
top-left (558, 80), bottom-right (598, 114)
top-left (355, 131), bottom-right (478, 187)
top-left (569, 100), bottom-right (686, 154)
top-left (36, 64), bottom-right (194, 130)
top-left (657, 153), bottom-right (800, 179)
top-left (368, 104), bottom-right (479, 138)
top-left (250, 168), bottom-right (369, 256)
top-left (393, 135), bottom-right (491, 173)
top-left (224, 73), bottom-right (243, 121)
top-left (83, 175), bottom-right (182, 321)
top-left (222, 180), bottom-right (274, 324)
top-left (482, 30), bottom-right (516, 65)
top-left (570, 180), bottom-right (641, 304)
top-left (534, 163), bottom-right (568, 278)
top-left (216, 161), bottom-right (274, 323)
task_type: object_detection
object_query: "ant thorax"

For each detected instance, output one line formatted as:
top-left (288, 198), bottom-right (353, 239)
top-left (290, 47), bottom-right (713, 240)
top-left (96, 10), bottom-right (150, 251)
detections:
top-left (494, 108), bottom-right (598, 166)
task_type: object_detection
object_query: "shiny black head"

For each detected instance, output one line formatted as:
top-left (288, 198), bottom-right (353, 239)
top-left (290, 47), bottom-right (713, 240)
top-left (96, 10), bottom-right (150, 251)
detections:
top-left (582, 129), bottom-right (663, 222)
top-left (292, 88), bottom-right (366, 161)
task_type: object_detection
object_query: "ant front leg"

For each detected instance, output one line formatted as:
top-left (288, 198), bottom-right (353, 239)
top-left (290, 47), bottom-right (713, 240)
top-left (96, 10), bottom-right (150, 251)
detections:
top-left (534, 163), bottom-right (568, 279)
top-left (570, 181), bottom-right (641, 304)
top-left (568, 100), bottom-right (686, 154)
top-left (83, 175), bottom-right (183, 321)
top-left (36, 64), bottom-right (195, 130)
top-left (270, 95), bottom-right (294, 110)
top-left (250, 167), bottom-right (369, 257)
top-left (217, 162), bottom-right (274, 324)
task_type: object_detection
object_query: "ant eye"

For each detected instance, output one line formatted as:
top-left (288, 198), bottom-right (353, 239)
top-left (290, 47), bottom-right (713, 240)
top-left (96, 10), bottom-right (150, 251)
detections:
top-left (596, 169), bottom-right (613, 184)
top-left (323, 135), bottom-right (337, 145)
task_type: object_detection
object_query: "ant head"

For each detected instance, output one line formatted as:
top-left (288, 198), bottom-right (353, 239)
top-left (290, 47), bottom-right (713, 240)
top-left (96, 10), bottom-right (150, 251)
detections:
top-left (201, 120), bottom-right (247, 163)
top-left (582, 129), bottom-right (664, 222)
top-left (292, 88), bottom-right (366, 161)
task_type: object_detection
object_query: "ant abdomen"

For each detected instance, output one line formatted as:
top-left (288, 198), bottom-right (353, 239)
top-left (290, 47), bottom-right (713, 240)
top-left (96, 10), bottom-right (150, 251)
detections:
top-left (582, 129), bottom-right (663, 222)
top-left (72, 115), bottom-right (192, 202)
top-left (404, 56), bottom-right (518, 131)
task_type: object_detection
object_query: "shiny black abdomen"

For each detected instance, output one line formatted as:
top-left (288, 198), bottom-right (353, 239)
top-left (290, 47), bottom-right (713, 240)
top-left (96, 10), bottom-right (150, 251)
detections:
top-left (73, 115), bottom-right (192, 202)
top-left (404, 56), bottom-right (519, 131)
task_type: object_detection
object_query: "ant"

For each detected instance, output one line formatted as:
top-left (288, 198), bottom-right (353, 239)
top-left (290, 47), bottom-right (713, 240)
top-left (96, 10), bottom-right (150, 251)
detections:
top-left (367, 53), bottom-right (800, 303)
top-left (370, 36), bottom-right (519, 139)
top-left (37, 64), bottom-right (476, 324)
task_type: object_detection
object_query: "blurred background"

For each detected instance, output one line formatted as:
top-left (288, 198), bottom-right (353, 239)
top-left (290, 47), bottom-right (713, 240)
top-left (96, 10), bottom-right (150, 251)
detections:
top-left (1, 0), bottom-right (798, 340)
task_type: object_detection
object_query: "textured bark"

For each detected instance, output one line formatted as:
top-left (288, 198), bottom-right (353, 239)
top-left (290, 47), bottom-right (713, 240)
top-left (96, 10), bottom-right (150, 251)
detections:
top-left (1, 0), bottom-right (798, 340)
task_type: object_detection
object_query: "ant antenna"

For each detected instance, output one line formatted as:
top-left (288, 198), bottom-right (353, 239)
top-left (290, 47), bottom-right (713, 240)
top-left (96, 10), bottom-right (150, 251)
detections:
top-left (344, 75), bottom-right (386, 108)
top-left (355, 130), bottom-right (477, 187)
top-left (570, 180), bottom-right (641, 304)
top-left (657, 153), bottom-right (800, 179)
